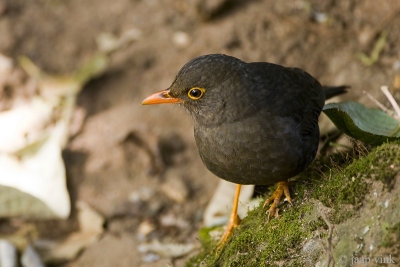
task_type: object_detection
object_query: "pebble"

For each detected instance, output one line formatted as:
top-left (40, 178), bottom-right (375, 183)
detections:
top-left (312, 11), bottom-right (328, 23)
top-left (362, 226), bottom-right (369, 235)
top-left (137, 220), bottom-right (156, 240)
top-left (159, 213), bottom-right (189, 229)
top-left (129, 187), bottom-right (155, 205)
top-left (142, 253), bottom-right (160, 263)
top-left (172, 32), bottom-right (190, 48)
top-left (384, 199), bottom-right (390, 208)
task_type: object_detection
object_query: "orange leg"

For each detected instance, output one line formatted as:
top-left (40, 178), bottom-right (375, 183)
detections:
top-left (263, 181), bottom-right (292, 220)
top-left (218, 184), bottom-right (242, 247)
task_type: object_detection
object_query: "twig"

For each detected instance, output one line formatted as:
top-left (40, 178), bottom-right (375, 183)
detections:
top-left (380, 86), bottom-right (400, 120)
top-left (358, 31), bottom-right (388, 66)
top-left (363, 90), bottom-right (394, 116)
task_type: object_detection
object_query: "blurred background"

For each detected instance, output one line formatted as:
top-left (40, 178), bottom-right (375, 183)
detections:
top-left (0, 0), bottom-right (399, 266)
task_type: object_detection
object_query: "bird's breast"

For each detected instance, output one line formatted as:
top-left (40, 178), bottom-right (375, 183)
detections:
top-left (193, 114), bottom-right (308, 185)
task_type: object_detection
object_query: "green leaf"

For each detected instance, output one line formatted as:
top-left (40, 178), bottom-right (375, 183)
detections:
top-left (323, 101), bottom-right (400, 145)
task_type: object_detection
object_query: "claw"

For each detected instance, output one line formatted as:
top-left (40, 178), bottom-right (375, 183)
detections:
top-left (264, 181), bottom-right (291, 220)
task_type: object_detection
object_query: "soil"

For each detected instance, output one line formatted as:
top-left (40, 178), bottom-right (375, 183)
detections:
top-left (0, 0), bottom-right (400, 266)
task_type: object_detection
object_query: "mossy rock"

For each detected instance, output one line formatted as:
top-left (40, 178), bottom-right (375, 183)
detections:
top-left (187, 141), bottom-right (400, 267)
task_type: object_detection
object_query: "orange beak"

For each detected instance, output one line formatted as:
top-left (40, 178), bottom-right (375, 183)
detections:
top-left (141, 89), bottom-right (182, 105)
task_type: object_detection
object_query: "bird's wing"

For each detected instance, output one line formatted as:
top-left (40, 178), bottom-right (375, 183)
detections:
top-left (247, 63), bottom-right (325, 137)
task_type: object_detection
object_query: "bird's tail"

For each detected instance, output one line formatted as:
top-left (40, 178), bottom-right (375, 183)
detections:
top-left (323, 85), bottom-right (349, 100)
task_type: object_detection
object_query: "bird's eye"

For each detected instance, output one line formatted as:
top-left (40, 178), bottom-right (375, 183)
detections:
top-left (188, 87), bottom-right (205, 100)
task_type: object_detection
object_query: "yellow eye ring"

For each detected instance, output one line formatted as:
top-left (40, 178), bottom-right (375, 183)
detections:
top-left (188, 87), bottom-right (205, 100)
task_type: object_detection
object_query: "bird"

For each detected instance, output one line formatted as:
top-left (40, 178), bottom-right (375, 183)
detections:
top-left (141, 54), bottom-right (346, 245)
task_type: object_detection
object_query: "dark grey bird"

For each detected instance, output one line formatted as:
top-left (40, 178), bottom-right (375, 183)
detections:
top-left (142, 54), bottom-right (346, 245)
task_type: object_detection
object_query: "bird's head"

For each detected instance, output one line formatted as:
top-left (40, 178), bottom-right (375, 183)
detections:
top-left (142, 54), bottom-right (255, 126)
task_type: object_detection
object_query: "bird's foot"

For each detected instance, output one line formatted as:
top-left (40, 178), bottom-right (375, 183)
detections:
top-left (217, 212), bottom-right (241, 249)
top-left (263, 181), bottom-right (292, 221)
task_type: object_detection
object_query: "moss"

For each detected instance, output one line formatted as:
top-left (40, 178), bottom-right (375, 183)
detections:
top-left (187, 141), bottom-right (400, 266)
top-left (308, 141), bottom-right (400, 223)
top-left (186, 203), bottom-right (318, 267)
top-left (198, 226), bottom-right (221, 248)
top-left (381, 221), bottom-right (400, 248)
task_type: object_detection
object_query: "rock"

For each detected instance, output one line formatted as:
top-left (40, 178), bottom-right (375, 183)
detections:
top-left (138, 240), bottom-right (196, 258)
top-left (77, 201), bottom-right (104, 234)
top-left (160, 170), bottom-right (189, 203)
top-left (21, 245), bottom-right (45, 267)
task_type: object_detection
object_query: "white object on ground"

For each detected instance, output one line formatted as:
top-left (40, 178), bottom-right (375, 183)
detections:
top-left (21, 245), bottom-right (45, 267)
top-left (0, 98), bottom-right (70, 218)
top-left (203, 180), bottom-right (257, 227)
top-left (0, 240), bottom-right (17, 267)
